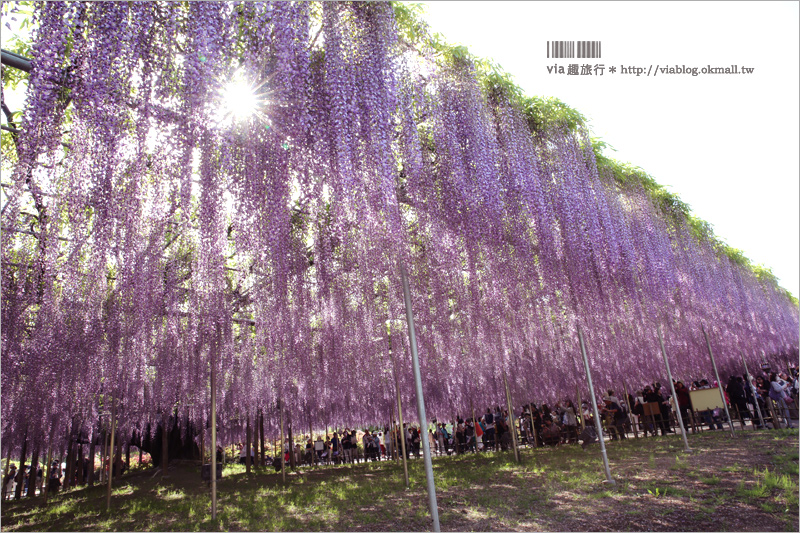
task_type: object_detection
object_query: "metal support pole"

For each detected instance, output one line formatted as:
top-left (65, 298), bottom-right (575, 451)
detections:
top-left (740, 352), bottom-right (766, 430)
top-left (400, 262), bottom-right (440, 532)
top-left (211, 354), bottom-right (217, 520)
top-left (280, 401), bottom-right (285, 484)
top-left (393, 354), bottom-right (410, 485)
top-left (503, 371), bottom-right (520, 462)
top-left (657, 328), bottom-right (691, 452)
top-left (106, 395), bottom-right (116, 511)
top-left (702, 326), bottom-right (735, 437)
top-left (577, 326), bottom-right (615, 485)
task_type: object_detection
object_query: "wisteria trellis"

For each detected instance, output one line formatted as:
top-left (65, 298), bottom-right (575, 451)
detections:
top-left (2, 1), bottom-right (797, 458)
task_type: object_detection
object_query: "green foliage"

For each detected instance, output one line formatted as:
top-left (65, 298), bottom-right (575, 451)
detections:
top-left (392, 2), bottom-right (428, 45)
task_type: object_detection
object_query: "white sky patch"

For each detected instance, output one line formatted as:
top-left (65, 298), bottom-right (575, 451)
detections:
top-left (421, 1), bottom-right (799, 297)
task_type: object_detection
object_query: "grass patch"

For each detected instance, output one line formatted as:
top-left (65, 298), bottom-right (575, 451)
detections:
top-left (1, 431), bottom-right (797, 532)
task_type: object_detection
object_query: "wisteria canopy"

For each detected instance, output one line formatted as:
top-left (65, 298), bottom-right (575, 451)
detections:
top-left (1, 1), bottom-right (798, 457)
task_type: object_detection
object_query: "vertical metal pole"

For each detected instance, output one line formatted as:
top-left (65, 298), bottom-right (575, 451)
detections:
top-left (106, 395), bottom-right (116, 511)
top-left (702, 326), bottom-right (735, 437)
top-left (740, 353), bottom-right (766, 430)
top-left (393, 356), bottom-right (410, 487)
top-left (400, 262), bottom-right (440, 532)
top-left (657, 327), bottom-right (691, 452)
top-left (503, 371), bottom-right (520, 462)
top-left (280, 401), bottom-right (285, 484)
top-left (211, 350), bottom-right (217, 520)
top-left (100, 429), bottom-right (106, 484)
top-left (577, 326), bottom-right (615, 485)
top-left (245, 414), bottom-right (251, 474)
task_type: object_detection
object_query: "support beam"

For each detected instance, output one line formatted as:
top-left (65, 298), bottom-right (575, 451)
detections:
top-left (577, 326), bottom-right (615, 485)
top-left (702, 326), bottom-right (735, 438)
top-left (657, 327), bottom-right (691, 452)
top-left (400, 263), bottom-right (440, 532)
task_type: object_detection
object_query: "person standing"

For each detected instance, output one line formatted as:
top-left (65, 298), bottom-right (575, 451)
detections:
top-left (483, 408), bottom-right (495, 451)
top-left (769, 373), bottom-right (795, 429)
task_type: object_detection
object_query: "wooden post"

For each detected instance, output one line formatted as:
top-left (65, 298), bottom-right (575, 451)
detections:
top-left (734, 405), bottom-right (744, 431)
top-left (106, 395), bottom-right (116, 512)
top-left (503, 371), bottom-right (520, 462)
top-left (767, 399), bottom-right (780, 429)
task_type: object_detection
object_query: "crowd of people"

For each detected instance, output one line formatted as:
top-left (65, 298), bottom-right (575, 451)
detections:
top-left (4, 367), bottom-right (797, 498)
top-left (230, 367), bottom-right (798, 469)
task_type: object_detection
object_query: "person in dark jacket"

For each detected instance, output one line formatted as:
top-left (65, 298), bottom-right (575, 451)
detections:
top-left (675, 381), bottom-right (692, 430)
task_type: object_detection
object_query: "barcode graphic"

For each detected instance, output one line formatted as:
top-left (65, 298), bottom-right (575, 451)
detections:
top-left (547, 41), bottom-right (602, 58)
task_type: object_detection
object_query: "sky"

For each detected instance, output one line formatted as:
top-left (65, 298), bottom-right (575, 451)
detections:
top-left (421, 1), bottom-right (800, 298)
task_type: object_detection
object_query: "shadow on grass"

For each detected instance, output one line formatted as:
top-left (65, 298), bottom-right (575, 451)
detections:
top-left (1, 429), bottom-right (797, 531)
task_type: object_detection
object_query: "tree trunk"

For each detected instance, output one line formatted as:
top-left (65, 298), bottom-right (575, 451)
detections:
top-left (125, 442), bottom-right (130, 473)
top-left (15, 432), bottom-right (28, 500)
top-left (64, 427), bottom-right (75, 491)
top-left (288, 417), bottom-right (295, 469)
top-left (28, 447), bottom-right (39, 497)
top-left (43, 447), bottom-right (52, 503)
top-left (161, 413), bottom-right (169, 477)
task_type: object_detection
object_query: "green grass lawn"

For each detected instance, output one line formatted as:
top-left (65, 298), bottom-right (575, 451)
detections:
top-left (1, 430), bottom-right (797, 531)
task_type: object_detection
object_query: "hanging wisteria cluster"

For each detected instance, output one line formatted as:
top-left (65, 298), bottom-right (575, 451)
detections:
top-left (2, 1), bottom-right (797, 460)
